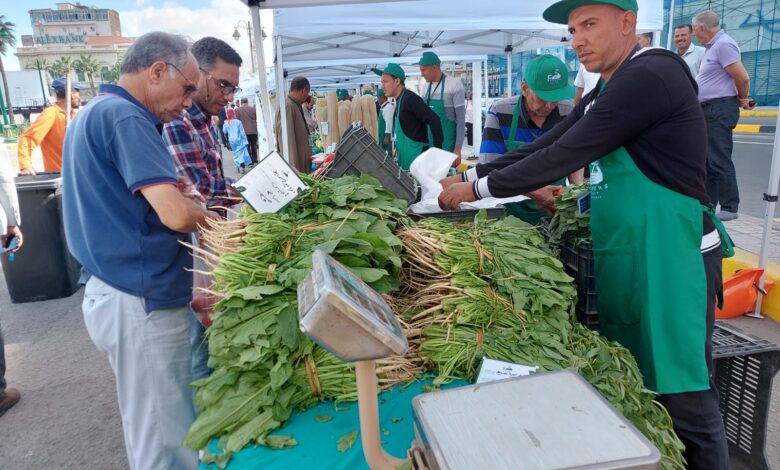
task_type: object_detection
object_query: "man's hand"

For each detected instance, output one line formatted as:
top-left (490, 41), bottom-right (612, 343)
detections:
top-left (438, 182), bottom-right (477, 210)
top-left (2, 225), bottom-right (23, 252)
top-left (18, 168), bottom-right (36, 176)
top-left (738, 97), bottom-right (756, 110)
top-left (452, 147), bottom-right (462, 168)
top-left (439, 174), bottom-right (463, 190)
top-left (178, 176), bottom-right (206, 205)
top-left (527, 185), bottom-right (563, 217)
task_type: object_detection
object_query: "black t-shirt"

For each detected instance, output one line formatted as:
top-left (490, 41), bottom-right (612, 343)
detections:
top-left (475, 48), bottom-right (713, 234)
top-left (395, 89), bottom-right (443, 147)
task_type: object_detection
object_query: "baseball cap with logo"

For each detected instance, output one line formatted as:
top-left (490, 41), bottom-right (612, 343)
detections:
top-left (337, 89), bottom-right (349, 99)
top-left (372, 63), bottom-right (406, 82)
top-left (524, 55), bottom-right (575, 102)
top-left (414, 51), bottom-right (441, 66)
top-left (543, 0), bottom-right (638, 25)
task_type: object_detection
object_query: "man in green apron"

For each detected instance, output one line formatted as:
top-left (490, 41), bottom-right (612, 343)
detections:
top-left (376, 89), bottom-right (394, 153)
top-left (416, 52), bottom-right (466, 166)
top-left (373, 63), bottom-right (443, 170)
top-left (479, 54), bottom-right (583, 224)
top-left (437, 0), bottom-right (731, 467)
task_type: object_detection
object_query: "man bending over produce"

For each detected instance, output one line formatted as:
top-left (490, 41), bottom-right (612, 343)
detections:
top-left (438, 0), bottom-right (730, 468)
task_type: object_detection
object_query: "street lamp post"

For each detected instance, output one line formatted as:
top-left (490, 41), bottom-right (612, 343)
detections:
top-left (233, 20), bottom-right (257, 74)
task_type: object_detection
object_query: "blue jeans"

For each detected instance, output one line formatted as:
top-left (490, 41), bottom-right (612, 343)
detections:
top-left (703, 97), bottom-right (741, 213)
top-left (190, 310), bottom-right (210, 384)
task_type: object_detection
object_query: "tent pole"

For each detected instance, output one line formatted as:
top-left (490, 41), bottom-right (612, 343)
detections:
top-left (505, 33), bottom-right (513, 96)
top-left (250, 5), bottom-right (275, 157)
top-left (666, 0), bottom-right (676, 49)
top-left (275, 34), bottom-right (290, 162)
top-left (483, 59), bottom-right (488, 100)
top-left (472, 60), bottom-right (483, 159)
top-left (751, 102), bottom-right (780, 318)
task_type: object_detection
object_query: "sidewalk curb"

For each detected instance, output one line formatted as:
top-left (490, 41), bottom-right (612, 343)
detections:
top-left (723, 248), bottom-right (780, 322)
top-left (740, 110), bottom-right (778, 118)
top-left (734, 124), bottom-right (776, 134)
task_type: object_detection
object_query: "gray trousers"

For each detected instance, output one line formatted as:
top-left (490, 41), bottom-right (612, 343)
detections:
top-left (82, 276), bottom-right (198, 470)
top-left (702, 97), bottom-right (741, 212)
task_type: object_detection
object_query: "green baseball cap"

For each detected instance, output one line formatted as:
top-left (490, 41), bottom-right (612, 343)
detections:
top-left (376, 89), bottom-right (385, 97)
top-left (524, 54), bottom-right (575, 102)
top-left (543, 0), bottom-right (638, 25)
top-left (337, 89), bottom-right (348, 99)
top-left (372, 63), bottom-right (406, 81)
top-left (414, 51), bottom-right (441, 66)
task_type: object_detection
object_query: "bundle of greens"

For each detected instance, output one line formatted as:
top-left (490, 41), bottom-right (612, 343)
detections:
top-left (185, 175), bottom-right (423, 466)
top-left (547, 183), bottom-right (591, 246)
top-left (397, 214), bottom-right (685, 469)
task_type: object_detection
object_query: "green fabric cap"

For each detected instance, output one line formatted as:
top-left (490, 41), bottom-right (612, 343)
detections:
top-left (524, 54), bottom-right (576, 102)
top-left (414, 51), bottom-right (441, 66)
top-left (376, 89), bottom-right (385, 97)
top-left (337, 89), bottom-right (348, 99)
top-left (372, 63), bottom-right (406, 81)
top-left (543, 0), bottom-right (638, 24)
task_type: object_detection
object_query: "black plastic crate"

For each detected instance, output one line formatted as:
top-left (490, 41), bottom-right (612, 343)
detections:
top-left (711, 321), bottom-right (780, 470)
top-left (323, 125), bottom-right (420, 204)
top-left (407, 207), bottom-right (505, 222)
top-left (558, 241), bottom-right (598, 328)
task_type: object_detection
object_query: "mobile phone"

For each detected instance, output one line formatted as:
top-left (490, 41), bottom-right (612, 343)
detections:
top-left (748, 99), bottom-right (756, 107)
top-left (1, 235), bottom-right (18, 254)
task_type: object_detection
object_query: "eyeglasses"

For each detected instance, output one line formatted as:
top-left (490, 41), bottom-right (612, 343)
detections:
top-left (200, 68), bottom-right (242, 96)
top-left (166, 62), bottom-right (198, 98)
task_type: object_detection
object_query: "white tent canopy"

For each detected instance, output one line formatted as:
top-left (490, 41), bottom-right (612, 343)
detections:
top-left (264, 0), bottom-right (663, 159)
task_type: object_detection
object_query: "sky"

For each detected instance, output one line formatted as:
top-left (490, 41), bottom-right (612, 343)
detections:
top-left (1, 0), bottom-right (274, 77)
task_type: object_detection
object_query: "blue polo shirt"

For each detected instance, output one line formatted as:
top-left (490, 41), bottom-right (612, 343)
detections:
top-left (62, 84), bottom-right (192, 312)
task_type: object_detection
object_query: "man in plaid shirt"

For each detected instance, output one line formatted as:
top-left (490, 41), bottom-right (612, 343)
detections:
top-left (163, 37), bottom-right (243, 215)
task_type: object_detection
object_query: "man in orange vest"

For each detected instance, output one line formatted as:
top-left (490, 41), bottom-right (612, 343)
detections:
top-left (17, 78), bottom-right (81, 175)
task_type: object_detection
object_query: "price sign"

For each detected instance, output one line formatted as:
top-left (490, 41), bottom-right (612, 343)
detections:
top-left (476, 358), bottom-right (538, 384)
top-left (232, 151), bottom-right (308, 213)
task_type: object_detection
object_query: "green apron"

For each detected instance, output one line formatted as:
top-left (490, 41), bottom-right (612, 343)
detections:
top-left (394, 90), bottom-right (426, 171)
top-left (425, 75), bottom-right (456, 152)
top-left (590, 147), bottom-right (710, 394)
top-left (504, 97), bottom-right (567, 225)
top-left (378, 104), bottom-right (389, 153)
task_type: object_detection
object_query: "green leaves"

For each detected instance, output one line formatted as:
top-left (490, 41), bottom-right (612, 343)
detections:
top-left (337, 430), bottom-right (359, 453)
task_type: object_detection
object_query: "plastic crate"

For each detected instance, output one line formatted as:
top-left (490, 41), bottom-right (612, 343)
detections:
top-left (711, 321), bottom-right (780, 470)
top-left (558, 241), bottom-right (599, 328)
top-left (322, 125), bottom-right (420, 204)
top-left (407, 207), bottom-right (505, 222)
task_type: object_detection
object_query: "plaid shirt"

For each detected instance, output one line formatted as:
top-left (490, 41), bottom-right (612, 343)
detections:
top-left (162, 102), bottom-right (238, 211)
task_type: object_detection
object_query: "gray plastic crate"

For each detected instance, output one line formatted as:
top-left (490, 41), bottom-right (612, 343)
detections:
top-left (322, 125), bottom-right (420, 204)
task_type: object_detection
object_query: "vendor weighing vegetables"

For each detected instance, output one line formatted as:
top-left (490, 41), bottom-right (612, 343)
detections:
top-left (416, 52), bottom-right (466, 165)
top-left (439, 0), bottom-right (731, 468)
top-left (374, 63), bottom-right (443, 170)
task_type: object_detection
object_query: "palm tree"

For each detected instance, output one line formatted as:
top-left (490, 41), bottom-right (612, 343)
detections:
top-left (26, 58), bottom-right (49, 104)
top-left (74, 54), bottom-right (102, 97)
top-left (104, 58), bottom-right (121, 85)
top-left (48, 56), bottom-right (74, 84)
top-left (0, 15), bottom-right (17, 124)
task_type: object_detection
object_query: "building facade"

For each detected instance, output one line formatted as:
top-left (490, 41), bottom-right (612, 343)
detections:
top-left (28, 2), bottom-right (121, 46)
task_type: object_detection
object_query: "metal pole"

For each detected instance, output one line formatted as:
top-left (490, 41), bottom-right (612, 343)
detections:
top-left (483, 59), bottom-right (488, 100)
top-left (65, 73), bottom-right (72, 126)
top-left (505, 33), bottom-right (513, 97)
top-left (751, 101), bottom-right (780, 317)
top-left (250, 5), bottom-right (274, 157)
top-left (246, 22), bottom-right (256, 75)
top-left (472, 60), bottom-right (483, 159)
top-left (666, 0), bottom-right (676, 50)
top-left (37, 68), bottom-right (47, 105)
top-left (275, 34), bottom-right (290, 162)
top-left (0, 84), bottom-right (8, 126)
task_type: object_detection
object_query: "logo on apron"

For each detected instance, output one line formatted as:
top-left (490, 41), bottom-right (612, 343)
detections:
top-left (590, 161), bottom-right (604, 185)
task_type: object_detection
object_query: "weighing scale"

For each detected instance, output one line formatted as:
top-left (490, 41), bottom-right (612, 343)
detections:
top-left (298, 250), bottom-right (661, 469)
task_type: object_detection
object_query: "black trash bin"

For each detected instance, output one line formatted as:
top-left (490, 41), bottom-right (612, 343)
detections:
top-left (1, 172), bottom-right (82, 302)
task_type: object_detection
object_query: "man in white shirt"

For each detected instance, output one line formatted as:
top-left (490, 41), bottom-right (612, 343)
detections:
top-left (573, 67), bottom-right (601, 104)
top-left (674, 23), bottom-right (706, 77)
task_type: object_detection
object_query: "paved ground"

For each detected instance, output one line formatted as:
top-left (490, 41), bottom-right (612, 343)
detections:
top-left (1, 143), bottom-right (780, 469)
